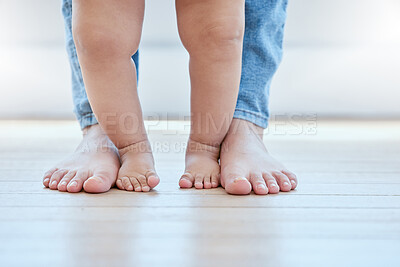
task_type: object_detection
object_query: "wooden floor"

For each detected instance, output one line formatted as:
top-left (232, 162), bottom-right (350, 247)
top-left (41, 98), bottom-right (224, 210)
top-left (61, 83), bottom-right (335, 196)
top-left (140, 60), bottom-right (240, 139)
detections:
top-left (0, 120), bottom-right (399, 267)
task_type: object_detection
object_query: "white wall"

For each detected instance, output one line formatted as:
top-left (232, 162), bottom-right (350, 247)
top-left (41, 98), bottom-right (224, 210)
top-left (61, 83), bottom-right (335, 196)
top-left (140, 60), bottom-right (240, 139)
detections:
top-left (0, 0), bottom-right (399, 119)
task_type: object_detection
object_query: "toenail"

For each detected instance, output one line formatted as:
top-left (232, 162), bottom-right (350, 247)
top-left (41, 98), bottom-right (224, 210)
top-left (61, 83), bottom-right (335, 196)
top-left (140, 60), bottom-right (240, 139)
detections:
top-left (283, 182), bottom-right (290, 187)
top-left (271, 183), bottom-right (277, 187)
top-left (234, 177), bottom-right (247, 182)
top-left (257, 184), bottom-right (266, 191)
top-left (60, 181), bottom-right (67, 185)
top-left (51, 181), bottom-right (57, 186)
top-left (291, 180), bottom-right (296, 185)
top-left (69, 181), bottom-right (78, 187)
top-left (88, 176), bottom-right (101, 182)
top-left (43, 178), bottom-right (49, 183)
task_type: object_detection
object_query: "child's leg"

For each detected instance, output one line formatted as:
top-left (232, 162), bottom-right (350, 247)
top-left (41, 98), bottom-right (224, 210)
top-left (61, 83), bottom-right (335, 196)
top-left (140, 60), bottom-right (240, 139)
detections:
top-left (73, 0), bottom-right (159, 192)
top-left (176, 0), bottom-right (245, 189)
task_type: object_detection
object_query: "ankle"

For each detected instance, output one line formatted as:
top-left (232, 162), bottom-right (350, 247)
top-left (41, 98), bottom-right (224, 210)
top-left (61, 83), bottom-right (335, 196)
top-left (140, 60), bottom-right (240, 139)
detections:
top-left (186, 137), bottom-right (221, 159)
top-left (228, 119), bottom-right (264, 138)
top-left (82, 124), bottom-right (105, 138)
top-left (188, 136), bottom-right (221, 149)
top-left (77, 124), bottom-right (117, 152)
top-left (118, 139), bottom-right (152, 158)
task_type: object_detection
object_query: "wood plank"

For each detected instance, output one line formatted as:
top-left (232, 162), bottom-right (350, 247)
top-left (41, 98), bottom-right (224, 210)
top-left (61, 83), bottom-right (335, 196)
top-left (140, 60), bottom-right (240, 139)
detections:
top-left (0, 223), bottom-right (399, 242)
top-left (1, 207), bottom-right (399, 223)
top-left (0, 120), bottom-right (399, 267)
top-left (1, 182), bottom-right (400, 196)
top-left (0, 237), bottom-right (399, 267)
top-left (0, 191), bottom-right (399, 208)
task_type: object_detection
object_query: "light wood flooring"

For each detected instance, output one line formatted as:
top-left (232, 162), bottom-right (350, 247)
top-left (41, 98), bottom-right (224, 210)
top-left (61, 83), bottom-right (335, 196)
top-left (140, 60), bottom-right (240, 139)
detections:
top-left (0, 120), bottom-right (399, 267)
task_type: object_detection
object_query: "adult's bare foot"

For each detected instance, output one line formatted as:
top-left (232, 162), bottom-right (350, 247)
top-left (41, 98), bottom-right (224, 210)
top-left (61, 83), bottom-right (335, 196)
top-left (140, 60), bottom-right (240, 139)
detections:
top-left (42, 124), bottom-right (120, 193)
top-left (220, 118), bottom-right (298, 195)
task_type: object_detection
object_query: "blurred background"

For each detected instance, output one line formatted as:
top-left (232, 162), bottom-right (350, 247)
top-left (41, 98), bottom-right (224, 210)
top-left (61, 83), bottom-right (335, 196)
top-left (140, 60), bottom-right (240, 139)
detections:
top-left (0, 0), bottom-right (399, 120)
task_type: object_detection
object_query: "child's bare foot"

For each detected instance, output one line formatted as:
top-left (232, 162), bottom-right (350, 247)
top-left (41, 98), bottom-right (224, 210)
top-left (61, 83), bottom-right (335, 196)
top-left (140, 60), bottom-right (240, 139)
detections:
top-left (116, 140), bottom-right (160, 192)
top-left (73, 0), bottom-right (157, 193)
top-left (42, 124), bottom-right (120, 193)
top-left (220, 119), bottom-right (298, 195)
top-left (179, 139), bottom-right (220, 189)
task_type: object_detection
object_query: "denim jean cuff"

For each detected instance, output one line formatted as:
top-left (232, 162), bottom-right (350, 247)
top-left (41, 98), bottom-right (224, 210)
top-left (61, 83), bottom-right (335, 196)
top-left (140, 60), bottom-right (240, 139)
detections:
top-left (76, 113), bottom-right (98, 130)
top-left (233, 109), bottom-right (269, 129)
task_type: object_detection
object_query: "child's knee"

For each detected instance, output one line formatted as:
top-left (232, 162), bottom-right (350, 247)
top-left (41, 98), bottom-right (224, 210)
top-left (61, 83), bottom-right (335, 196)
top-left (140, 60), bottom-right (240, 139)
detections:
top-left (203, 21), bottom-right (244, 50)
top-left (73, 25), bottom-right (140, 59)
top-left (180, 18), bottom-right (244, 58)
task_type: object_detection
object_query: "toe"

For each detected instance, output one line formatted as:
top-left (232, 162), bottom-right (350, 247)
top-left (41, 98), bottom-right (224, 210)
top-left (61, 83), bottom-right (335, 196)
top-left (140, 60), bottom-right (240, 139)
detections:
top-left (43, 168), bottom-right (57, 187)
top-left (272, 171), bottom-right (292, 192)
top-left (57, 171), bottom-right (76, 192)
top-left (49, 169), bottom-right (68, 190)
top-left (262, 173), bottom-right (280, 194)
top-left (129, 177), bottom-right (142, 192)
top-left (145, 171), bottom-right (160, 189)
top-left (282, 170), bottom-right (298, 190)
top-left (122, 177), bottom-right (133, 191)
top-left (67, 171), bottom-right (88, 193)
top-left (223, 172), bottom-right (252, 195)
top-left (83, 176), bottom-right (111, 193)
top-left (203, 175), bottom-right (212, 189)
top-left (84, 169), bottom-right (117, 193)
top-left (250, 174), bottom-right (268, 195)
top-left (179, 172), bottom-right (194, 188)
top-left (116, 178), bottom-right (124, 190)
top-left (120, 177), bottom-right (133, 191)
top-left (211, 173), bottom-right (219, 188)
top-left (137, 175), bottom-right (150, 192)
top-left (194, 174), bottom-right (204, 189)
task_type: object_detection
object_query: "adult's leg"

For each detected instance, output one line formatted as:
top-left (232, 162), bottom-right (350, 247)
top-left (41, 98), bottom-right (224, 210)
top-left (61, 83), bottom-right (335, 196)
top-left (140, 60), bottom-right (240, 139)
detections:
top-left (220, 0), bottom-right (298, 195)
top-left (234, 0), bottom-right (287, 128)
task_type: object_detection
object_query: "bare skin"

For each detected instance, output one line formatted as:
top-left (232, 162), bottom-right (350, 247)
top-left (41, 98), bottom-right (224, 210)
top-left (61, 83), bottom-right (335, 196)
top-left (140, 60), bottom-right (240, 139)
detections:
top-left (42, 124), bottom-right (120, 193)
top-left (116, 140), bottom-right (159, 192)
top-left (176, 0), bottom-right (245, 189)
top-left (72, 0), bottom-right (159, 191)
top-left (179, 139), bottom-right (220, 189)
top-left (58, 0), bottom-right (294, 196)
top-left (72, 0), bottom-right (245, 191)
top-left (220, 118), bottom-right (298, 195)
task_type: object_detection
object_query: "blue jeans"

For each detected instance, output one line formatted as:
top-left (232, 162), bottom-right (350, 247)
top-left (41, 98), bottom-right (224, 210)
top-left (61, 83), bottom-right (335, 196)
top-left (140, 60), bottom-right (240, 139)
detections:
top-left (62, 0), bottom-right (287, 129)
